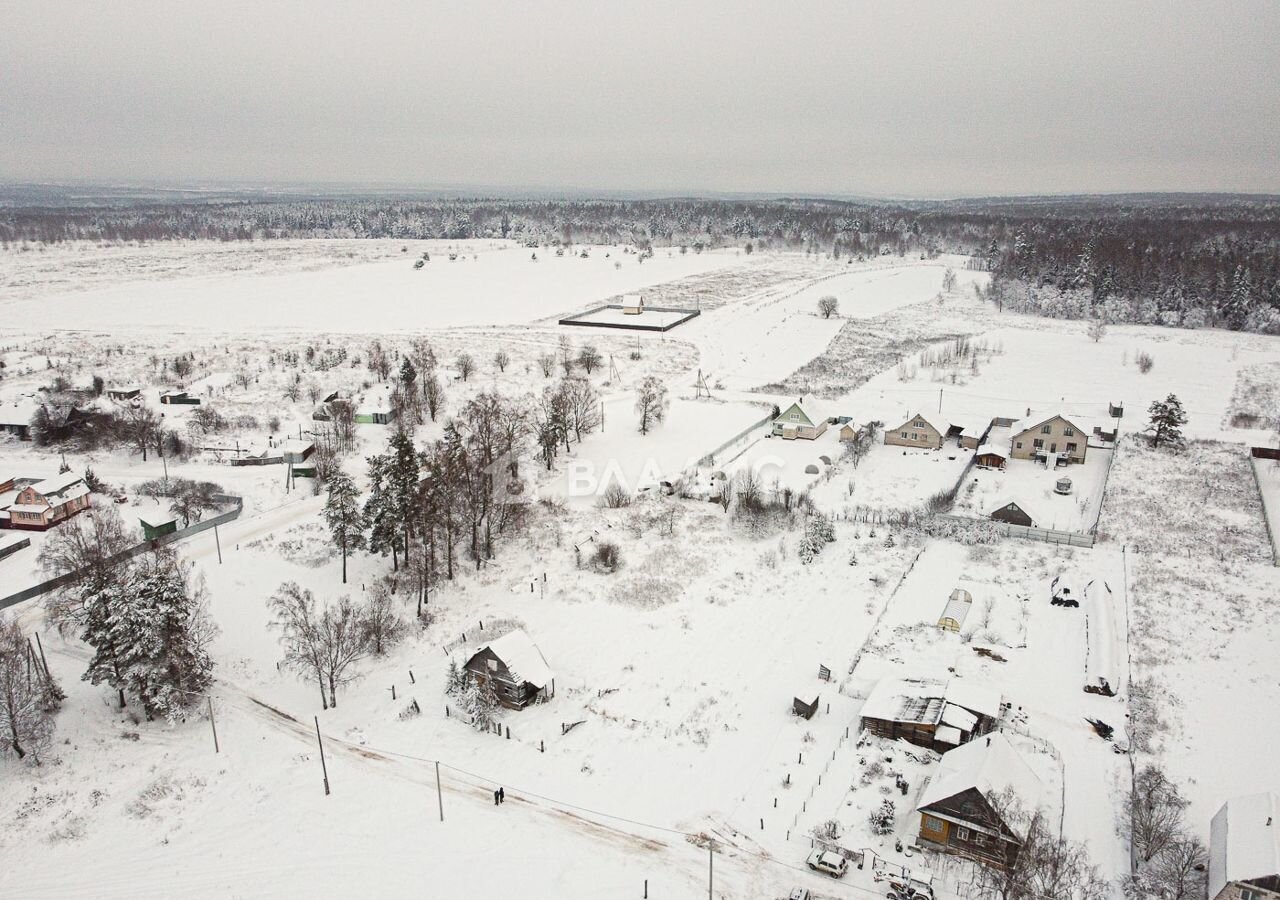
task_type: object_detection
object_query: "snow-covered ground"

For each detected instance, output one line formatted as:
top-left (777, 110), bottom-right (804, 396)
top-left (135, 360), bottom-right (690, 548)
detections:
top-left (3, 240), bottom-right (1280, 900)
top-left (953, 451), bottom-right (1112, 533)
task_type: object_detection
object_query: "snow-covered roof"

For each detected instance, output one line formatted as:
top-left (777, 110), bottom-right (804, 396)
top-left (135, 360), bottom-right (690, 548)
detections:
top-left (0, 532), bottom-right (29, 551)
top-left (892, 411), bottom-right (952, 435)
top-left (0, 399), bottom-right (38, 426)
top-left (944, 680), bottom-right (1003, 719)
top-left (918, 733), bottom-right (1044, 835)
top-left (7, 503), bottom-right (48, 514)
top-left (137, 509), bottom-right (178, 528)
top-left (774, 400), bottom-right (825, 427)
top-left (481, 629), bottom-right (553, 690)
top-left (31, 471), bottom-right (85, 498)
top-left (978, 425), bottom-right (1012, 455)
top-left (940, 703), bottom-right (978, 733)
top-left (1209, 792), bottom-right (1280, 899)
top-left (1011, 411), bottom-right (1092, 439)
top-left (861, 677), bottom-right (946, 726)
top-left (935, 725), bottom-right (962, 746)
top-left (986, 496), bottom-right (1041, 526)
top-left (281, 439), bottom-right (313, 453)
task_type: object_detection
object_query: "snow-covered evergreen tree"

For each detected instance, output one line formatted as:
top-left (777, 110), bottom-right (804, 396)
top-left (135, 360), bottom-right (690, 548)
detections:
top-left (1147, 394), bottom-right (1188, 449)
top-left (0, 615), bottom-right (61, 763)
top-left (323, 469), bottom-right (365, 584)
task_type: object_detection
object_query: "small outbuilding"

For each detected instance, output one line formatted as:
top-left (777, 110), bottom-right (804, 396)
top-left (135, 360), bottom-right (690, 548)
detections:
top-left (464, 629), bottom-right (555, 710)
top-left (988, 499), bottom-right (1038, 528)
top-left (622, 293), bottom-right (645, 315)
top-left (138, 510), bottom-right (179, 541)
top-left (281, 439), bottom-right (315, 464)
top-left (860, 677), bottom-right (1002, 752)
top-left (160, 390), bottom-right (201, 406)
top-left (0, 532), bottom-right (31, 561)
top-left (793, 692), bottom-right (820, 720)
top-left (938, 588), bottom-right (974, 632)
top-left (106, 387), bottom-right (142, 401)
top-left (838, 420), bottom-right (862, 441)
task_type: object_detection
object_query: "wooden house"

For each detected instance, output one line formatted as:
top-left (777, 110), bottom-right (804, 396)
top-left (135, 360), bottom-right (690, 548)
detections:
top-left (355, 386), bottom-right (396, 425)
top-left (885, 412), bottom-right (950, 450)
top-left (106, 387), bottom-right (142, 401)
top-left (860, 677), bottom-right (1001, 752)
top-left (464, 629), bottom-right (555, 710)
top-left (1209, 792), bottom-right (1280, 900)
top-left (5, 471), bottom-right (91, 531)
top-left (622, 293), bottom-right (645, 315)
top-left (160, 390), bottom-right (201, 406)
top-left (793, 692), bottom-right (819, 720)
top-left (0, 400), bottom-right (36, 441)
top-left (838, 420), bottom-right (862, 441)
top-left (1010, 413), bottom-right (1087, 464)
top-left (916, 733), bottom-right (1044, 870)
top-left (938, 588), bottom-right (973, 632)
top-left (772, 401), bottom-right (828, 441)
top-left (988, 499), bottom-right (1039, 528)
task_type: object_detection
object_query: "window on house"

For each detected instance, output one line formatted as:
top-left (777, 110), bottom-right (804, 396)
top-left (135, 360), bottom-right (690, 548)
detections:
top-left (901, 431), bottom-right (908, 439)
top-left (1064, 427), bottom-right (1075, 436)
top-left (956, 826), bottom-right (971, 841)
top-left (1015, 441), bottom-right (1022, 449)
top-left (486, 659), bottom-right (498, 672)
top-left (1066, 442), bottom-right (1078, 453)
top-left (1240, 890), bottom-right (1262, 900)
top-left (1033, 438), bottom-right (1044, 449)
top-left (1041, 424), bottom-right (1052, 434)
top-left (916, 420), bottom-right (925, 427)
top-left (921, 815), bottom-right (945, 836)
top-left (973, 832), bottom-right (989, 846)
top-left (790, 413), bottom-right (799, 421)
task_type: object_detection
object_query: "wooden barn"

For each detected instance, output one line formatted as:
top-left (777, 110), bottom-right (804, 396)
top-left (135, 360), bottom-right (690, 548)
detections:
top-left (860, 677), bottom-right (1002, 753)
top-left (622, 293), bottom-right (645, 315)
top-left (916, 733), bottom-right (1045, 869)
top-left (464, 629), bottom-right (555, 710)
top-left (793, 692), bottom-right (820, 720)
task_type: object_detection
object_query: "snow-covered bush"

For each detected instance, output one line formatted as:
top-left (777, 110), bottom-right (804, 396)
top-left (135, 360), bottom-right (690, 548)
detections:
top-left (868, 798), bottom-right (896, 834)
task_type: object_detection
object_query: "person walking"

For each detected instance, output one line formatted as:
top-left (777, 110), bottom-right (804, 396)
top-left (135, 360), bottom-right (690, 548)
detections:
top-left (493, 789), bottom-right (500, 806)
top-left (498, 787), bottom-right (506, 804)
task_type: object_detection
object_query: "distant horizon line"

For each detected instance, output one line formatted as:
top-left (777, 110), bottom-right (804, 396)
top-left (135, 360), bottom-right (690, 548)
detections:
top-left (3, 178), bottom-right (1280, 205)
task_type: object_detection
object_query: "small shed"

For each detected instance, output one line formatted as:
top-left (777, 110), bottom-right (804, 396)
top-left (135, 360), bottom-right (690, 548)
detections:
top-left (793, 692), bottom-right (819, 720)
top-left (160, 390), bottom-right (201, 406)
top-left (838, 421), bottom-right (862, 441)
top-left (938, 588), bottom-right (973, 632)
top-left (138, 509), bottom-right (179, 540)
top-left (281, 439), bottom-right (315, 464)
top-left (622, 293), bottom-right (645, 315)
top-left (988, 499), bottom-right (1038, 528)
top-left (106, 387), bottom-right (141, 401)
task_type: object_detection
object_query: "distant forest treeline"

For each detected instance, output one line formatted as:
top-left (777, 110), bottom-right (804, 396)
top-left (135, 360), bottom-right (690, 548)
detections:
top-left (3, 193), bottom-right (1280, 332)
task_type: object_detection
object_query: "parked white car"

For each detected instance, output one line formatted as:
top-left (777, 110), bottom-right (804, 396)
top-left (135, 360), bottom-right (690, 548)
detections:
top-left (805, 849), bottom-right (848, 878)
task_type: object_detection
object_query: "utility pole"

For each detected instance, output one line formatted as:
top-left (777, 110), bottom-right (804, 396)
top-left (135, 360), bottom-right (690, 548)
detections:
top-left (708, 840), bottom-right (714, 899)
top-left (938, 388), bottom-right (943, 413)
top-left (208, 695), bottom-right (219, 753)
top-left (213, 524), bottom-right (223, 564)
top-left (314, 716), bottom-right (330, 796)
top-left (435, 761), bottom-right (444, 822)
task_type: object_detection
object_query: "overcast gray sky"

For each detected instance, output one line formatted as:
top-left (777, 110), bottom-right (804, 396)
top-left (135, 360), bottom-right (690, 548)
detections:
top-left (3, 0), bottom-right (1278, 197)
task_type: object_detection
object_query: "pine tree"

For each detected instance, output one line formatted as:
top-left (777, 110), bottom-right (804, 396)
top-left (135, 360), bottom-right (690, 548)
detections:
top-left (364, 453), bottom-right (399, 571)
top-left (386, 430), bottom-right (421, 564)
top-left (1147, 394), bottom-right (1188, 449)
top-left (84, 558), bottom-right (216, 721)
top-left (1221, 266), bottom-right (1254, 330)
top-left (324, 470), bottom-right (365, 584)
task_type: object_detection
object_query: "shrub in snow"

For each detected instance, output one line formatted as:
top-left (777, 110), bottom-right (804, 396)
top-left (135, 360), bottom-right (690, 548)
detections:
top-left (591, 541), bottom-right (621, 573)
top-left (812, 819), bottom-right (842, 841)
top-left (1136, 350), bottom-right (1155, 373)
top-left (868, 798), bottom-right (896, 835)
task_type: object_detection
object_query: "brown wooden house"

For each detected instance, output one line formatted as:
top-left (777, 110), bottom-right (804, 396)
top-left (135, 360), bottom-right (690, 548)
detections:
top-left (860, 677), bottom-right (1001, 753)
top-left (464, 629), bottom-right (555, 710)
top-left (916, 733), bottom-right (1044, 870)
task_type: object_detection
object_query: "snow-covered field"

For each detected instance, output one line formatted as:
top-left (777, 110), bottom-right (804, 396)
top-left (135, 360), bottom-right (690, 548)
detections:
top-left (3, 240), bottom-right (1280, 900)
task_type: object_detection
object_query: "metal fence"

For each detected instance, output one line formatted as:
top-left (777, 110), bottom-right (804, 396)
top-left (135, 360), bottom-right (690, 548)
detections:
top-left (700, 411), bottom-right (775, 468)
top-left (932, 513), bottom-right (1095, 548)
top-left (0, 493), bottom-right (243, 611)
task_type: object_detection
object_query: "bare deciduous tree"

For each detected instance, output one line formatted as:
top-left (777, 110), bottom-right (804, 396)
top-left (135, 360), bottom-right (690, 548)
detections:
top-left (817, 295), bottom-right (839, 318)
top-left (456, 353), bottom-right (475, 382)
top-left (1129, 765), bottom-right (1189, 863)
top-left (0, 615), bottom-right (60, 763)
top-left (577, 344), bottom-right (602, 374)
top-left (493, 349), bottom-right (510, 373)
top-left (269, 583), bottom-right (371, 709)
top-left (634, 376), bottom-right (669, 434)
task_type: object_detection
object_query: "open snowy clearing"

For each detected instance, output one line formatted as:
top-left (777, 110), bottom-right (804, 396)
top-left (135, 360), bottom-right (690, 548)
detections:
top-left (0, 242), bottom-right (742, 333)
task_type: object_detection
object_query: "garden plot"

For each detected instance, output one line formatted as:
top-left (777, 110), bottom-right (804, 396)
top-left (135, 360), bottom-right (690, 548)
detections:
top-left (561, 304), bottom-right (696, 330)
top-left (836, 539), bottom-right (1132, 882)
top-left (952, 450), bottom-right (1112, 534)
top-left (0, 242), bottom-right (743, 333)
top-left (815, 441), bottom-right (972, 515)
